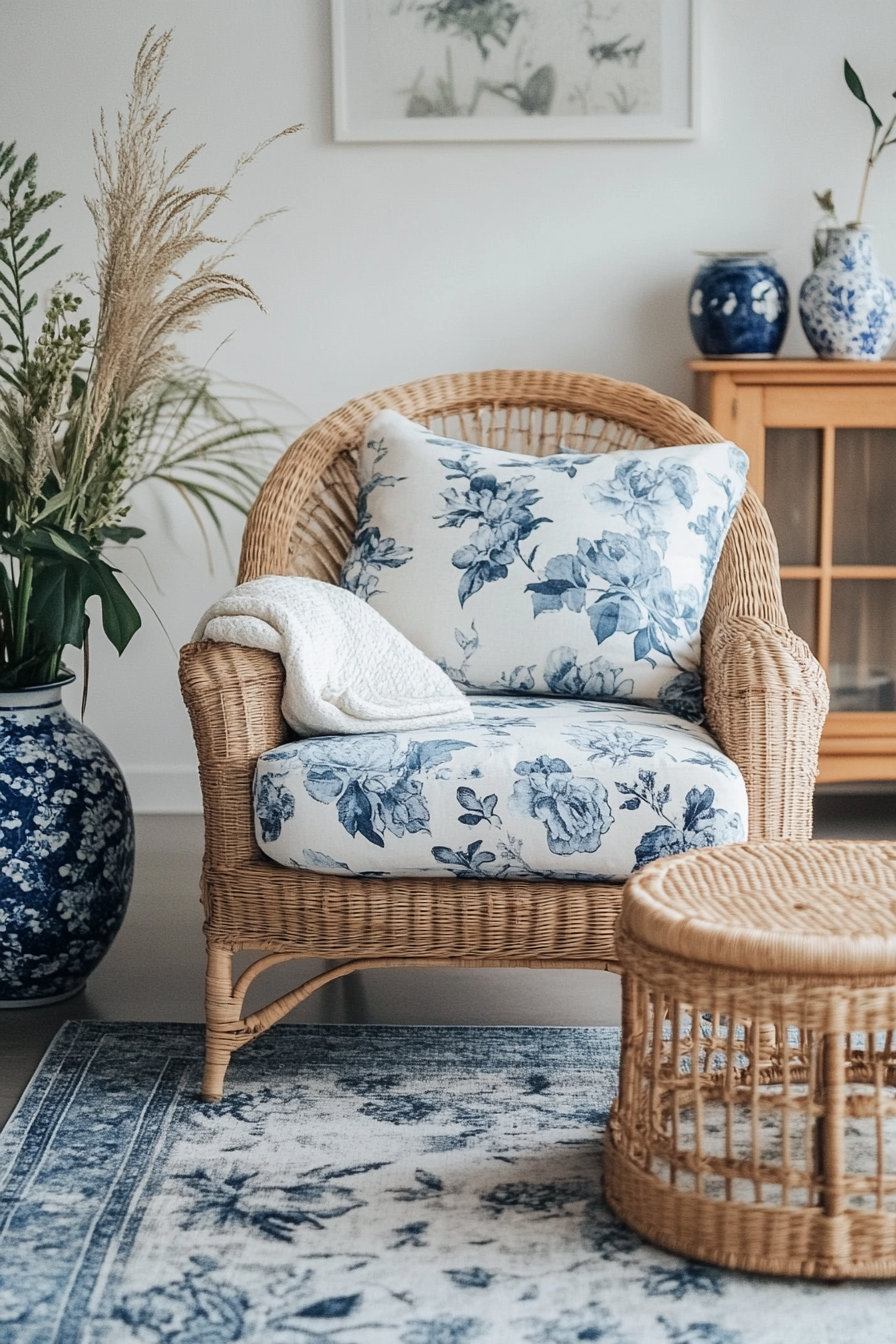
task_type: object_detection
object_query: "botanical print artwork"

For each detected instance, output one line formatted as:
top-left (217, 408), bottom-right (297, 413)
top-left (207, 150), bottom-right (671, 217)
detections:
top-left (5, 1021), bottom-right (896, 1343)
top-left (357, 0), bottom-right (663, 122)
top-left (340, 411), bottom-right (748, 719)
top-left (254, 695), bottom-right (748, 882)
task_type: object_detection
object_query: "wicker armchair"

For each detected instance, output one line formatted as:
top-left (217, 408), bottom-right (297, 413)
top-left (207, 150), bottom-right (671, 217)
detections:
top-left (179, 370), bottom-right (829, 1101)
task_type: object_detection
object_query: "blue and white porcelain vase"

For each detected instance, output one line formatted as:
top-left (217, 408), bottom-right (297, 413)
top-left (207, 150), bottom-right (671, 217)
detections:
top-left (799, 226), bottom-right (896, 360)
top-left (0, 677), bottom-right (134, 1006)
top-left (688, 252), bottom-right (789, 357)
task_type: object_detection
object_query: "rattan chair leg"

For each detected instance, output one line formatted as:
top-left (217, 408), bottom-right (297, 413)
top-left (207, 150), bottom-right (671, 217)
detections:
top-left (200, 947), bottom-right (620, 1099)
top-left (202, 943), bottom-right (244, 1103)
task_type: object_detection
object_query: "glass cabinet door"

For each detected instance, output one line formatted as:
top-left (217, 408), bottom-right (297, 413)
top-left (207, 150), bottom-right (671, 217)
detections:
top-left (689, 359), bottom-right (896, 782)
top-left (829, 429), bottom-right (896, 710)
top-left (763, 425), bottom-right (896, 712)
top-left (779, 578), bottom-right (818, 653)
top-left (829, 579), bottom-right (896, 712)
top-left (764, 428), bottom-right (823, 656)
top-left (763, 428), bottom-right (822, 567)
top-left (833, 428), bottom-right (896, 565)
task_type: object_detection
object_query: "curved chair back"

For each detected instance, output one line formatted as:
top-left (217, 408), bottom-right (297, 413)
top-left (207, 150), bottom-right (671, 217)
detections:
top-left (239, 369), bottom-right (786, 636)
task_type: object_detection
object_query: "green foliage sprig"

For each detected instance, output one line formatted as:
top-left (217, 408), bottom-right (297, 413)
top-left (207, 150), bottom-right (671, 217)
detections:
top-left (844, 59), bottom-right (896, 225)
top-left (0, 30), bottom-right (299, 691)
top-left (816, 61), bottom-right (896, 234)
top-left (0, 142), bottom-right (64, 377)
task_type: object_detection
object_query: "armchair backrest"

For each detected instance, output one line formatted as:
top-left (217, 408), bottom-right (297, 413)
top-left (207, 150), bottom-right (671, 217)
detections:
top-left (239, 370), bottom-right (787, 643)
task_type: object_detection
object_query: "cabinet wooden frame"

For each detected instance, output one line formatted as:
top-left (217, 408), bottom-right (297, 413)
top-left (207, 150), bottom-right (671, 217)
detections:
top-left (690, 358), bottom-right (896, 784)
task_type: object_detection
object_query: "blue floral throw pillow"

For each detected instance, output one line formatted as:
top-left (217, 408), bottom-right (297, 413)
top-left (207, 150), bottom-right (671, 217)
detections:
top-left (340, 410), bottom-right (748, 720)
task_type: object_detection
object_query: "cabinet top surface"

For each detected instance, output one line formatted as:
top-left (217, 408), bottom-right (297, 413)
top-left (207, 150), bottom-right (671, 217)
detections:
top-left (688, 357), bottom-right (896, 383)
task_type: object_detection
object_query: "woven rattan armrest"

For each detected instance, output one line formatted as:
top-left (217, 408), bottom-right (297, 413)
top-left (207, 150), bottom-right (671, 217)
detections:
top-left (179, 641), bottom-right (289, 873)
top-left (703, 615), bottom-right (829, 841)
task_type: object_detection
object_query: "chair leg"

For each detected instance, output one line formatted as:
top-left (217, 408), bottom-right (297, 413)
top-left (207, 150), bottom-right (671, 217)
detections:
top-left (202, 943), bottom-right (240, 1103)
top-left (199, 950), bottom-right (619, 1101)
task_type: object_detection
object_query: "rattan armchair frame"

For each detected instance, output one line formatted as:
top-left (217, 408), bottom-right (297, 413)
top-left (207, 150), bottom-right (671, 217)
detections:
top-left (179, 370), bottom-right (829, 1101)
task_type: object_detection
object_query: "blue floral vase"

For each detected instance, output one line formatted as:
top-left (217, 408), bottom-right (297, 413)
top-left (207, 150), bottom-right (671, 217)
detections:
top-left (688, 251), bottom-right (789, 357)
top-left (0, 677), bottom-right (134, 1006)
top-left (799, 226), bottom-right (896, 360)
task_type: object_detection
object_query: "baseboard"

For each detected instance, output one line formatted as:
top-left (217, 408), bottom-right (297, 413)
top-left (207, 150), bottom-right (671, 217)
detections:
top-left (122, 766), bottom-right (203, 814)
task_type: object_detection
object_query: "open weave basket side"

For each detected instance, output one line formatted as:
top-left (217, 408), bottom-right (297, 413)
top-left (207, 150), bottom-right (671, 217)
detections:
top-left (606, 842), bottom-right (896, 1279)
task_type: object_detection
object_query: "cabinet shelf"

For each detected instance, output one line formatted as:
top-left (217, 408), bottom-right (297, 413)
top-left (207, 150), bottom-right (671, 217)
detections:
top-left (690, 358), bottom-right (896, 784)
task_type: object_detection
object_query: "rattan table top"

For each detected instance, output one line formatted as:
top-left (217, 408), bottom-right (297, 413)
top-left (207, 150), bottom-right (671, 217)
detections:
top-left (620, 840), bottom-right (896, 976)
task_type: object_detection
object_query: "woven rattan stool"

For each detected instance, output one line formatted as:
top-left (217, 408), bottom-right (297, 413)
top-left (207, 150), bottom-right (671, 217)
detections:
top-left (604, 840), bottom-right (896, 1279)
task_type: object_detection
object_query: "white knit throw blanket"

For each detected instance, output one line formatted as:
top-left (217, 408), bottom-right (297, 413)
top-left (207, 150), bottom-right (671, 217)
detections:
top-left (193, 575), bottom-right (474, 736)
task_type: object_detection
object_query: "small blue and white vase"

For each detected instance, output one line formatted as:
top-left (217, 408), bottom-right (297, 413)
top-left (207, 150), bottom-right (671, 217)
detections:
top-left (0, 677), bottom-right (134, 1006)
top-left (689, 252), bottom-right (789, 357)
top-left (799, 226), bottom-right (896, 360)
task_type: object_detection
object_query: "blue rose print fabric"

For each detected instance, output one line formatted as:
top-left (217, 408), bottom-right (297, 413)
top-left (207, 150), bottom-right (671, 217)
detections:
top-left (339, 410), bottom-right (748, 721)
top-left (254, 696), bottom-right (747, 882)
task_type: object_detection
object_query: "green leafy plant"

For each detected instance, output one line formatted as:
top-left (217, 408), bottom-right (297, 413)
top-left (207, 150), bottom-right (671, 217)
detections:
top-left (814, 60), bottom-right (896, 233)
top-left (845, 59), bottom-right (896, 224)
top-left (0, 30), bottom-right (299, 690)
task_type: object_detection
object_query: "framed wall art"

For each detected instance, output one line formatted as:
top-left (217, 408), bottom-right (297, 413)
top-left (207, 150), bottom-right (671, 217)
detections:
top-left (332, 0), bottom-right (699, 143)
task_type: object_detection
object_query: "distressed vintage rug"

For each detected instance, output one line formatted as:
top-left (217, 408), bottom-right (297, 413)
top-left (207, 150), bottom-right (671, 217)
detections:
top-left (1, 1023), bottom-right (896, 1343)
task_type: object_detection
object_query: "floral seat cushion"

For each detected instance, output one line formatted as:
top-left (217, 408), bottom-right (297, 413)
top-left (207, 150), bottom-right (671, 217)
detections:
top-left (253, 696), bottom-right (748, 883)
top-left (339, 411), bottom-right (748, 721)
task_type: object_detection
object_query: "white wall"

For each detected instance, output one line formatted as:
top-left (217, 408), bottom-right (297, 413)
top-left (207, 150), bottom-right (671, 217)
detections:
top-left (3, 0), bottom-right (896, 810)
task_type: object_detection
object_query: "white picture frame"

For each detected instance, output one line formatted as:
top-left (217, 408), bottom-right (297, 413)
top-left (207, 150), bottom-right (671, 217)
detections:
top-left (332, 0), bottom-right (699, 143)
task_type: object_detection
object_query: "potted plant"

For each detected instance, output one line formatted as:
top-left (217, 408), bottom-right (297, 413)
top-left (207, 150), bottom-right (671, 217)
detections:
top-left (0, 30), bottom-right (298, 1005)
top-left (800, 60), bottom-right (896, 360)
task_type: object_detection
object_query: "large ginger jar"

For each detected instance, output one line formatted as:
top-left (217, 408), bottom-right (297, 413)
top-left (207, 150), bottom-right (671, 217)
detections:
top-left (0, 678), bottom-right (134, 1005)
top-left (688, 251), bottom-right (789, 357)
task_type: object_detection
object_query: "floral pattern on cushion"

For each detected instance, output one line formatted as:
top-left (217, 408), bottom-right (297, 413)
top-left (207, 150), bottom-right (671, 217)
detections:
top-left (254, 696), bottom-right (747, 883)
top-left (339, 411), bottom-right (747, 721)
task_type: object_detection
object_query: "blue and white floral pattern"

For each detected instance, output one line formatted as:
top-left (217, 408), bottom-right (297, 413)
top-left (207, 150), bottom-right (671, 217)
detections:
top-left (799, 227), bottom-right (896, 361)
top-left (0, 684), bottom-right (134, 1002)
top-left (688, 254), bottom-right (789, 357)
top-left (434, 447), bottom-right (550, 606)
top-left (340, 435), bottom-right (413, 599)
top-left (3, 1020), bottom-right (895, 1343)
top-left (254, 696), bottom-right (747, 882)
top-left (340, 411), bottom-right (747, 719)
top-left (261, 734), bottom-right (473, 849)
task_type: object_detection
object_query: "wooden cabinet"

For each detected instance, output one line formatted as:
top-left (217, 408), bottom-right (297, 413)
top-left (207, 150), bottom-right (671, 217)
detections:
top-left (690, 358), bottom-right (896, 784)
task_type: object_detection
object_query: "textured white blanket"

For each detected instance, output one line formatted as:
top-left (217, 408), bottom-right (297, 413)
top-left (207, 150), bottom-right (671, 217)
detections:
top-left (193, 575), bottom-right (474, 736)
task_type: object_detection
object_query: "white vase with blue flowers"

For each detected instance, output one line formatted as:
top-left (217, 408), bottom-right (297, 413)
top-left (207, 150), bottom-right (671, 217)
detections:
top-left (799, 224), bottom-right (896, 360)
top-left (799, 60), bottom-right (896, 360)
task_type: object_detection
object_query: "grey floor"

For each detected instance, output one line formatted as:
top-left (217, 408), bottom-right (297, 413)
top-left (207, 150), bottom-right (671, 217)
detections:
top-left (0, 790), bottom-right (893, 1131)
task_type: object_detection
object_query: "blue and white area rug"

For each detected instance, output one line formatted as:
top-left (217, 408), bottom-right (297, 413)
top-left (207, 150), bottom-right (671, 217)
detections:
top-left (2, 1023), bottom-right (896, 1344)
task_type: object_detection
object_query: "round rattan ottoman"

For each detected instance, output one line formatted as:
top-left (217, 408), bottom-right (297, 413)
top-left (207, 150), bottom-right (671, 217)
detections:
top-left (604, 840), bottom-right (896, 1279)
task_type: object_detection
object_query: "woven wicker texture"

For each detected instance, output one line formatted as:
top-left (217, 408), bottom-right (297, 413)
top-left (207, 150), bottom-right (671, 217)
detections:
top-left (620, 841), bottom-right (896, 976)
top-left (178, 369), bottom-right (828, 1101)
top-left (607, 841), bottom-right (896, 1279)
